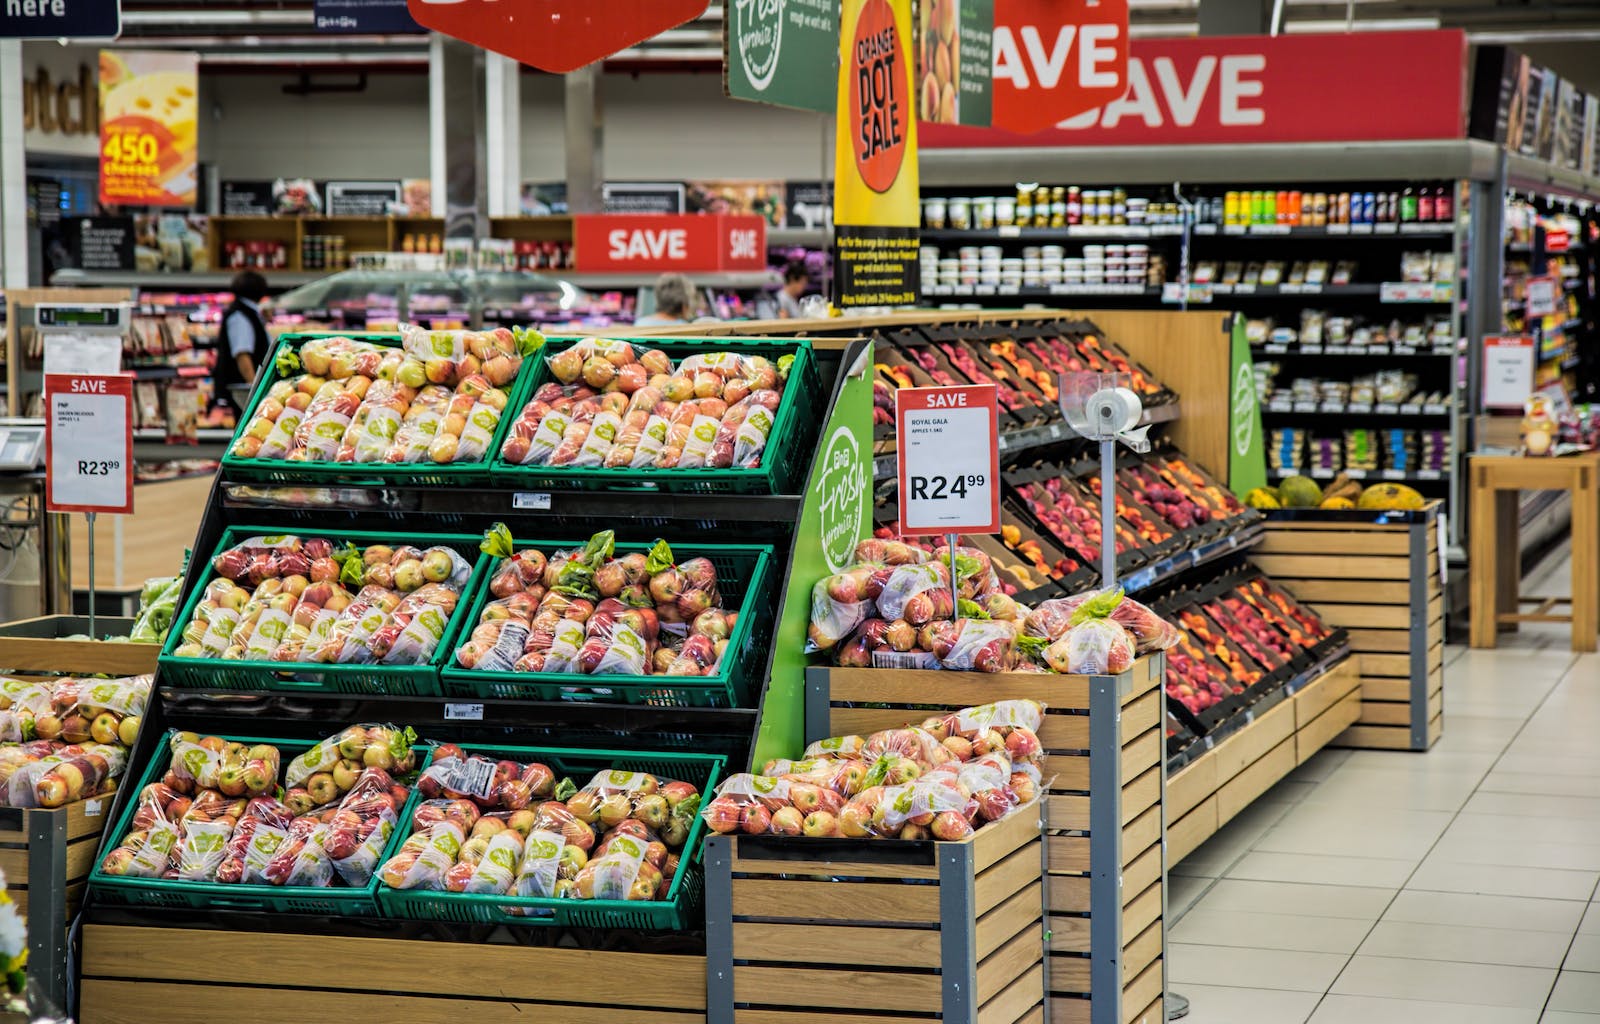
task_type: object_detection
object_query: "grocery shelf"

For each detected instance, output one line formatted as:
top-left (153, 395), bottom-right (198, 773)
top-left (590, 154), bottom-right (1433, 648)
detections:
top-left (1257, 343), bottom-right (1456, 358)
top-left (1119, 520), bottom-right (1267, 596)
top-left (1262, 399), bottom-right (1452, 417)
top-left (1269, 466), bottom-right (1446, 482)
top-left (562, 270), bottom-right (781, 289)
top-left (923, 283), bottom-right (1159, 300)
top-left (52, 269), bottom-right (326, 289)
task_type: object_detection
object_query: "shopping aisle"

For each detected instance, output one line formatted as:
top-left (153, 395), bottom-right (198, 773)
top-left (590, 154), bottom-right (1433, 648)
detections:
top-left (1168, 543), bottom-right (1600, 1023)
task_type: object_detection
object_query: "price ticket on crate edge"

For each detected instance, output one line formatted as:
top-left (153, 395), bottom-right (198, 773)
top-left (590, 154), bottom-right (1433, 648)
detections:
top-left (895, 384), bottom-right (1001, 537)
top-left (44, 374), bottom-right (134, 515)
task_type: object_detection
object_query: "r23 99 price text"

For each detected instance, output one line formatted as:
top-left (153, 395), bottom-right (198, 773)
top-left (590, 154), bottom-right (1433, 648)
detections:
top-left (77, 460), bottom-right (122, 476)
top-left (907, 474), bottom-right (985, 500)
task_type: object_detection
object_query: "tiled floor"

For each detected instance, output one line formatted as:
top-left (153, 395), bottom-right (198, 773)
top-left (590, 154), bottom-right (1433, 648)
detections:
top-left (1168, 545), bottom-right (1600, 1023)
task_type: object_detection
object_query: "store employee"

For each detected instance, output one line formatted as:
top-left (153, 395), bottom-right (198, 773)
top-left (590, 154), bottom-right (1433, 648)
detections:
top-left (216, 270), bottom-right (271, 406)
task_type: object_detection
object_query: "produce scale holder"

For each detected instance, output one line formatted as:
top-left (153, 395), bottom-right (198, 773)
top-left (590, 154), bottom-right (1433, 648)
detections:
top-left (376, 742), bottom-right (725, 931)
top-left (156, 526), bottom-right (489, 696)
top-left (439, 537), bottom-right (776, 708)
top-left (220, 331), bottom-right (533, 487)
top-left (88, 731), bottom-right (408, 917)
top-left (490, 335), bottom-right (822, 495)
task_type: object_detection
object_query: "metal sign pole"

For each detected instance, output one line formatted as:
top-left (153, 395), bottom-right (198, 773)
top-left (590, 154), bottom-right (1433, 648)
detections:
top-left (1099, 440), bottom-right (1117, 589)
top-left (85, 511), bottom-right (96, 636)
top-left (945, 532), bottom-right (959, 612)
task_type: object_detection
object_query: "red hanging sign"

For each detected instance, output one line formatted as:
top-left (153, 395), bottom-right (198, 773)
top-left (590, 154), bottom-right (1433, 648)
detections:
top-left (572, 214), bottom-right (767, 273)
top-left (991, 0), bottom-right (1130, 134)
top-left (923, 29), bottom-right (1467, 147)
top-left (406, 0), bottom-right (708, 73)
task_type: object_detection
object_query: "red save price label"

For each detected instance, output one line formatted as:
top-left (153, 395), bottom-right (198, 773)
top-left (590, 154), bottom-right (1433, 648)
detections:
top-left (573, 214), bottom-right (767, 273)
top-left (992, 0), bottom-right (1129, 133)
top-left (896, 385), bottom-right (1001, 537)
top-left (43, 374), bottom-right (134, 516)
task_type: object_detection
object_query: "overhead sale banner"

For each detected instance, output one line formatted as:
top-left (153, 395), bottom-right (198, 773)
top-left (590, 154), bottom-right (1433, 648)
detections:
top-left (917, 0), bottom-right (992, 127)
top-left (98, 51), bottom-right (198, 208)
top-left (725, 0), bottom-right (842, 113)
top-left (833, 0), bottom-right (920, 308)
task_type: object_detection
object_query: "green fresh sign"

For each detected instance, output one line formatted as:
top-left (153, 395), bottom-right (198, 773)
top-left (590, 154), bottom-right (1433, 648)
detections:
top-left (1228, 314), bottom-right (1267, 495)
top-left (753, 340), bottom-right (874, 768)
top-left (725, 0), bottom-right (842, 114)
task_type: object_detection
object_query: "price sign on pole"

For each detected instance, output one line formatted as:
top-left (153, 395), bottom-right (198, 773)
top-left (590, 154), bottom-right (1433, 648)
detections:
top-left (895, 384), bottom-right (1001, 536)
top-left (44, 374), bottom-right (134, 515)
top-left (1525, 276), bottom-right (1560, 318)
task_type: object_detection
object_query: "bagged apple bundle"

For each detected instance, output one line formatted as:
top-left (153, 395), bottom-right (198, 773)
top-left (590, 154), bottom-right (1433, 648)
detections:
top-left (99, 785), bottom-right (185, 878)
top-left (575, 598), bottom-right (659, 675)
top-left (0, 678), bottom-right (54, 742)
top-left (294, 335), bottom-right (386, 381)
top-left (365, 582), bottom-right (462, 665)
top-left (378, 820), bottom-right (465, 891)
top-left (325, 767), bottom-right (410, 886)
top-left (231, 376), bottom-right (310, 459)
top-left (214, 795), bottom-right (295, 884)
top-left (210, 534), bottom-right (326, 585)
top-left (39, 674), bottom-right (151, 748)
top-left (702, 773), bottom-right (839, 838)
top-left (1031, 590), bottom-right (1149, 675)
top-left (283, 724), bottom-right (417, 799)
top-left (920, 699), bottom-right (1045, 765)
top-left (416, 743), bottom-right (560, 812)
top-left (262, 817), bottom-right (337, 888)
top-left (272, 579), bottom-right (357, 661)
top-left (287, 375), bottom-right (370, 462)
top-left (398, 323), bottom-right (535, 391)
top-left (173, 579), bottom-right (248, 658)
top-left (851, 537), bottom-right (930, 567)
top-left (1023, 587), bottom-right (1179, 654)
top-left (338, 374), bottom-right (417, 463)
top-left (566, 769), bottom-right (699, 838)
top-left (572, 832), bottom-right (665, 901)
top-left (0, 742), bottom-right (63, 796)
top-left (166, 734), bottom-right (280, 798)
top-left (6, 742), bottom-right (126, 808)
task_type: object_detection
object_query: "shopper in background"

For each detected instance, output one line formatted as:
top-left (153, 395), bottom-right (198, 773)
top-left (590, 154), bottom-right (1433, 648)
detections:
top-left (634, 273), bottom-right (698, 326)
top-left (777, 260), bottom-right (811, 318)
top-left (215, 270), bottom-right (271, 410)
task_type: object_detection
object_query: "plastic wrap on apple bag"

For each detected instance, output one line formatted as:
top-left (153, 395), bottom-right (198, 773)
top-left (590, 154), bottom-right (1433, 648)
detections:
top-left (1043, 618), bottom-right (1136, 675)
top-left (172, 578), bottom-right (248, 658)
top-left (261, 820), bottom-right (337, 887)
top-left (0, 743), bottom-right (60, 801)
top-left (365, 582), bottom-right (462, 666)
top-left (214, 796), bottom-right (294, 884)
top-left (602, 385), bottom-right (664, 468)
top-left (326, 767), bottom-right (408, 886)
top-left (507, 396), bottom-right (575, 466)
top-left (838, 778), bottom-right (977, 840)
top-left (545, 337), bottom-right (645, 387)
top-left (175, 815), bottom-right (237, 881)
top-left (700, 773), bottom-right (795, 836)
top-left (292, 335), bottom-right (386, 382)
top-left (446, 827), bottom-right (524, 895)
top-left (273, 578), bottom-right (357, 662)
top-left (378, 821), bottom-right (465, 890)
top-left (210, 533), bottom-right (321, 584)
top-left (718, 389), bottom-right (781, 468)
top-left (643, 539), bottom-right (721, 628)
top-left (921, 699), bottom-right (1045, 765)
top-left (417, 746), bottom-right (557, 812)
top-left (0, 679), bottom-right (54, 743)
top-left (230, 377), bottom-right (301, 460)
top-left (167, 734), bottom-right (280, 797)
top-left (11, 742), bottom-right (126, 808)
top-left (875, 561), bottom-right (957, 626)
top-left (567, 598), bottom-right (654, 676)
top-left (100, 788), bottom-right (184, 878)
top-left (805, 565), bottom-right (885, 653)
top-left (341, 374), bottom-right (417, 463)
top-left (507, 828), bottom-right (569, 902)
top-left (572, 834), bottom-right (661, 901)
top-left (284, 724), bottom-right (418, 789)
top-left (286, 375), bottom-right (368, 462)
top-left (481, 524), bottom-right (549, 600)
top-left (566, 769), bottom-right (695, 838)
top-left (372, 383), bottom-right (447, 464)
top-left (252, 384), bottom-right (307, 461)
top-left (447, 388), bottom-right (510, 464)
top-left (130, 574), bottom-right (183, 643)
top-left (916, 618), bottom-right (1020, 673)
top-left (1023, 587), bottom-right (1179, 653)
top-left (853, 537), bottom-right (930, 567)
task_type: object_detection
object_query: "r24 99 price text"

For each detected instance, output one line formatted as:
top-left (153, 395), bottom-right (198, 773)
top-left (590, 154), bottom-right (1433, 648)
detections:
top-left (907, 474), bottom-right (985, 500)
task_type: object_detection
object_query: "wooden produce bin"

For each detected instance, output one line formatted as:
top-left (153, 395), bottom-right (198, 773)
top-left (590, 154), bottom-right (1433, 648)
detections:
top-left (79, 925), bottom-right (707, 1023)
top-left (1167, 657), bottom-right (1360, 866)
top-left (796, 657), bottom-right (1166, 1024)
top-left (2, 801), bottom-right (108, 1015)
top-left (705, 806), bottom-right (1044, 1024)
top-left (0, 617), bottom-right (157, 677)
top-left (1255, 504), bottom-right (1443, 750)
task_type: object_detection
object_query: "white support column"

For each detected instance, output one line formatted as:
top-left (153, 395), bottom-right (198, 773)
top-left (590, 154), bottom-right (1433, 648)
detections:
top-left (485, 53), bottom-right (521, 218)
top-left (0, 40), bottom-right (31, 289)
top-left (428, 33), bottom-right (447, 218)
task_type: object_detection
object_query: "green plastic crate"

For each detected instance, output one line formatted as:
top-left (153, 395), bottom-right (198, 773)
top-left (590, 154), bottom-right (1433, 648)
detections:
top-left (88, 730), bottom-right (407, 917)
top-left (438, 538), bottom-right (774, 707)
top-left (221, 330), bottom-right (535, 487)
top-left (490, 336), bottom-right (820, 495)
top-left (157, 526), bottom-right (488, 695)
top-left (376, 743), bottom-right (725, 930)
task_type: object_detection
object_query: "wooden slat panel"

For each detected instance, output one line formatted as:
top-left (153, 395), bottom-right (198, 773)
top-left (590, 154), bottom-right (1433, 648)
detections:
top-left (976, 841), bottom-right (1044, 916)
top-left (1048, 874), bottom-right (1089, 915)
top-left (83, 926), bottom-right (708, 1008)
top-left (1048, 914), bottom-right (1089, 954)
top-left (1123, 805), bottom-right (1159, 860)
top-left (1299, 691), bottom-right (1362, 764)
top-left (1124, 881), bottom-right (1161, 940)
top-left (1292, 659), bottom-right (1360, 727)
top-left (736, 1011), bottom-right (923, 1024)
top-left (1042, 752), bottom-right (1089, 793)
top-left (1123, 959), bottom-right (1164, 1024)
top-left (1218, 738), bottom-right (1296, 824)
top-left (1279, 579), bottom-right (1413, 603)
top-left (1346, 627), bottom-right (1412, 653)
top-left (824, 667), bottom-right (1089, 709)
top-left (1050, 995), bottom-right (1091, 1024)
top-left (731, 879), bottom-right (939, 924)
top-left (1253, 554), bottom-right (1410, 579)
top-left (979, 962), bottom-right (1046, 1024)
top-left (1128, 995), bottom-right (1164, 1024)
top-left (976, 880), bottom-right (1045, 961)
top-left (1123, 919), bottom-right (1163, 986)
top-left (1121, 691), bottom-right (1160, 745)
top-left (1334, 725), bottom-right (1419, 749)
top-left (1361, 653), bottom-right (1411, 677)
top-left (1049, 833), bottom-right (1088, 873)
top-left (976, 921), bottom-right (1045, 1006)
top-left (1123, 845), bottom-right (1161, 904)
top-left (1257, 530), bottom-right (1410, 555)
top-left (1362, 677), bottom-right (1411, 702)
top-left (1214, 698), bottom-right (1295, 781)
top-left (1166, 756), bottom-right (1215, 821)
top-left (1122, 767), bottom-right (1160, 827)
top-left (1049, 953), bottom-right (1090, 993)
top-left (730, 850), bottom-right (936, 879)
top-left (1040, 714), bottom-right (1091, 750)
top-left (975, 801), bottom-right (1045, 874)
top-left (80, 981), bottom-right (708, 1024)
top-left (1121, 729), bottom-right (1161, 785)
top-left (732, 923), bottom-right (940, 967)
top-left (1049, 794), bottom-right (1089, 832)
top-left (1167, 796), bottom-right (1218, 867)
top-left (735, 966), bottom-right (940, 1014)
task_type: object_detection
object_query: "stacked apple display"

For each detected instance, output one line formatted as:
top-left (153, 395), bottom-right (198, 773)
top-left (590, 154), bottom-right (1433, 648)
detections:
top-left (0, 674), bottom-right (150, 808)
top-left (702, 700), bottom-right (1044, 841)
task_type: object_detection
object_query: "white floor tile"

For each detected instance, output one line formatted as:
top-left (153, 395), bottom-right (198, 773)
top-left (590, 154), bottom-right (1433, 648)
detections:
top-left (1565, 932), bottom-right (1600, 973)
top-left (1357, 920), bottom-right (1572, 968)
top-left (1168, 942), bottom-right (1349, 992)
top-left (1225, 850), bottom-right (1417, 888)
top-left (1382, 890), bottom-right (1588, 933)
top-left (1480, 772), bottom-right (1600, 799)
top-left (1194, 879), bottom-right (1397, 921)
top-left (1407, 858), bottom-right (1600, 902)
top-left (1330, 955), bottom-right (1556, 1008)
top-left (1427, 833), bottom-right (1600, 873)
top-left (1549, 971), bottom-right (1600, 1013)
top-left (1464, 792), bottom-right (1600, 821)
top-left (1169, 907), bottom-right (1374, 955)
top-left (1581, 904), bottom-right (1600, 935)
top-left (1163, 983), bottom-right (1320, 1024)
top-left (1541, 1012), bottom-right (1600, 1023)
top-left (1309, 995), bottom-right (1540, 1024)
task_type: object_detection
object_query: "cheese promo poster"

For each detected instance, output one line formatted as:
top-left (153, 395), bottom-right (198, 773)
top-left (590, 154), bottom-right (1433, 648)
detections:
top-left (833, 0), bottom-right (921, 307)
top-left (98, 51), bottom-right (199, 208)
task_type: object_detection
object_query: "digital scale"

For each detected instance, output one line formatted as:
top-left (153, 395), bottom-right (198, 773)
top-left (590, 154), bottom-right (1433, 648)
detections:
top-left (0, 419), bottom-right (46, 472)
top-left (33, 302), bottom-right (131, 376)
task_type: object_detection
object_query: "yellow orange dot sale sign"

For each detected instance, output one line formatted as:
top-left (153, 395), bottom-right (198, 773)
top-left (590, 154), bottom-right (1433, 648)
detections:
top-left (97, 50), bottom-right (198, 208)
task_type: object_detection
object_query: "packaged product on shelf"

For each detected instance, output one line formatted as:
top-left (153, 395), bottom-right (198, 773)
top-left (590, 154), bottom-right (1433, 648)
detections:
top-left (283, 724), bottom-right (418, 790)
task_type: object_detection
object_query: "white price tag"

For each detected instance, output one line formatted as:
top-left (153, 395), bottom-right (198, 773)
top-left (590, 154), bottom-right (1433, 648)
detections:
top-left (895, 385), bottom-right (1001, 536)
top-left (444, 702), bottom-right (485, 721)
top-left (44, 374), bottom-right (133, 515)
top-left (513, 492), bottom-right (552, 510)
top-left (84, 799), bottom-right (104, 817)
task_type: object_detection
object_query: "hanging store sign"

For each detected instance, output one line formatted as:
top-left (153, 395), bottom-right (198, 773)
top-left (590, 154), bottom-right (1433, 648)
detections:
top-left (572, 214), bottom-right (767, 273)
top-left (97, 50), bottom-right (198, 208)
top-left (922, 29), bottom-right (1466, 147)
top-left (916, 0), bottom-right (994, 127)
top-left (1, 0), bottom-right (119, 39)
top-left (833, 0), bottom-right (921, 308)
top-left (1483, 335), bottom-right (1535, 410)
top-left (44, 373), bottom-right (134, 516)
top-left (989, 0), bottom-right (1129, 133)
top-left (724, 0), bottom-right (842, 114)
top-left (408, 0), bottom-right (708, 73)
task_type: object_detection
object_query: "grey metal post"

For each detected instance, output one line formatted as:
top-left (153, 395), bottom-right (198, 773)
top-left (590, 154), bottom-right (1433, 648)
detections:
top-left (438, 37), bottom-right (489, 241)
top-left (565, 66), bottom-right (605, 214)
top-left (1409, 515), bottom-right (1432, 750)
top-left (1088, 673), bottom-right (1124, 1024)
top-left (1459, 163), bottom-right (1508, 553)
top-left (803, 666), bottom-right (833, 746)
top-left (28, 810), bottom-right (67, 1015)
top-left (939, 842), bottom-right (978, 1020)
top-left (1040, 791), bottom-right (1053, 1024)
top-left (704, 835), bottom-right (735, 1024)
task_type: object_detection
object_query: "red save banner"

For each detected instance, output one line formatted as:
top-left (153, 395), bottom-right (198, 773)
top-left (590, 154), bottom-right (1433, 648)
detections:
top-left (923, 29), bottom-right (1467, 147)
top-left (573, 215), bottom-right (768, 273)
top-left (992, 0), bottom-right (1130, 134)
top-left (406, 0), bottom-right (708, 73)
